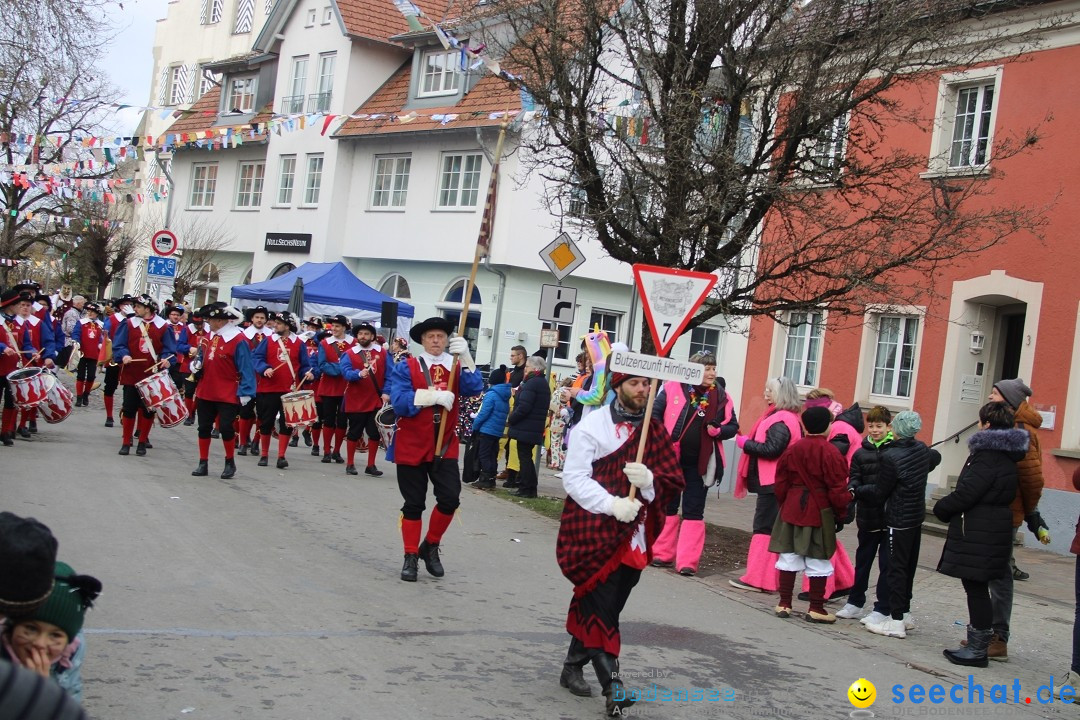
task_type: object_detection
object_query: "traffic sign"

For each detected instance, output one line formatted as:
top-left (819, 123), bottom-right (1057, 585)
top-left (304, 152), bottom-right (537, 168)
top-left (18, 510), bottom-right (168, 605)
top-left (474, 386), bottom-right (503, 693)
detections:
top-left (151, 229), bottom-right (178, 256)
top-left (538, 284), bottom-right (577, 324)
top-left (146, 256), bottom-right (178, 281)
top-left (632, 264), bottom-right (718, 357)
top-left (539, 233), bottom-right (585, 281)
top-left (609, 348), bottom-right (706, 385)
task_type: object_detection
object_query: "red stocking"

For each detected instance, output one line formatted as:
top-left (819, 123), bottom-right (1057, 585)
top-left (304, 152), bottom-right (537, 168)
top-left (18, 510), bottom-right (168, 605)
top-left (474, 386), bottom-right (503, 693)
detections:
top-left (120, 415), bottom-right (136, 445)
top-left (425, 508), bottom-right (455, 545)
top-left (367, 439), bottom-right (379, 466)
top-left (277, 433), bottom-right (290, 459)
top-left (198, 437), bottom-right (211, 461)
top-left (401, 518), bottom-right (423, 555)
top-left (346, 439), bottom-right (357, 466)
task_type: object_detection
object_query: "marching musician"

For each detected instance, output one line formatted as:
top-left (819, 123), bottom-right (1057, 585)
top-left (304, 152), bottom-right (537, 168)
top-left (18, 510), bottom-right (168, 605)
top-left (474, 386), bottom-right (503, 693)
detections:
top-left (339, 321), bottom-right (390, 477)
top-left (101, 295), bottom-right (135, 428)
top-left (316, 315), bottom-right (354, 464)
top-left (112, 294), bottom-right (175, 457)
top-left (251, 311), bottom-right (313, 469)
top-left (183, 310), bottom-right (210, 426)
top-left (299, 317), bottom-right (324, 454)
top-left (191, 303), bottom-right (256, 480)
top-left (0, 289), bottom-right (35, 447)
top-left (165, 305), bottom-right (192, 410)
top-left (12, 287), bottom-right (56, 438)
top-left (236, 307), bottom-right (273, 456)
top-left (70, 301), bottom-right (105, 407)
top-left (389, 317), bottom-right (483, 582)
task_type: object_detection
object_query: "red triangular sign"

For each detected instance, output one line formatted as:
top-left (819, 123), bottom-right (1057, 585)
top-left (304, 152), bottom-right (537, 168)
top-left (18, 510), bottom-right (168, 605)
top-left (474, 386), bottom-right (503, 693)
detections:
top-left (632, 264), bottom-right (718, 357)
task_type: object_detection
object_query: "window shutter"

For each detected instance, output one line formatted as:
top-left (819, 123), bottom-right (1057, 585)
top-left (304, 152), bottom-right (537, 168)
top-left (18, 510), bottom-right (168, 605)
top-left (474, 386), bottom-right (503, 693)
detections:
top-left (199, 0), bottom-right (208, 24)
top-left (157, 66), bottom-right (169, 105)
top-left (145, 160), bottom-right (159, 197)
top-left (181, 63), bottom-right (197, 103)
top-left (266, 0), bottom-right (275, 14)
top-left (235, 0), bottom-right (254, 33)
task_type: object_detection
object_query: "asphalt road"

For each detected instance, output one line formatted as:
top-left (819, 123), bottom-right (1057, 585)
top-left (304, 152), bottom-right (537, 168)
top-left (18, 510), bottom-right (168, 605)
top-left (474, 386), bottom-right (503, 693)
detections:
top-left (2, 397), bottom-right (1065, 720)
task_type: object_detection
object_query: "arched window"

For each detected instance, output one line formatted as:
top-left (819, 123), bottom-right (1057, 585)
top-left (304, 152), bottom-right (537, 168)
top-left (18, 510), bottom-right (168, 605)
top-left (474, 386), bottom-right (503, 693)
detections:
top-left (443, 279), bottom-right (482, 305)
top-left (269, 262), bottom-right (296, 279)
top-left (378, 273), bottom-right (411, 300)
top-left (193, 262), bottom-right (220, 307)
top-left (241, 267), bottom-right (253, 285)
top-left (435, 279), bottom-right (482, 354)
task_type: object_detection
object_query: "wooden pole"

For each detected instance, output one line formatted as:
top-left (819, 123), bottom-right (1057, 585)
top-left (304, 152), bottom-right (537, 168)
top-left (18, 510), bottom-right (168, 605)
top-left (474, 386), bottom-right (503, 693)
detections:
top-left (434, 121), bottom-right (509, 458)
top-left (628, 378), bottom-right (659, 501)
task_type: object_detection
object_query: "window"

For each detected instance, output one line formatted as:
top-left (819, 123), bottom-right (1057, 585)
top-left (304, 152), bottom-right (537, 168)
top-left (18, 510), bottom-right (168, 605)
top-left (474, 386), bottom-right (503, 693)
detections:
top-left (226, 76), bottom-right (256, 113)
top-left (189, 163), bottom-right (218, 208)
top-left (208, 0), bottom-right (224, 24)
top-left (276, 155), bottom-right (296, 205)
top-left (265, 0), bottom-right (274, 14)
top-left (542, 322), bottom-right (572, 361)
top-left (305, 8), bottom-right (316, 26)
top-left (270, 263), bottom-right (296, 279)
top-left (437, 153), bottom-right (483, 208)
top-left (198, 69), bottom-right (220, 99)
top-left (568, 183), bottom-right (587, 219)
top-left (282, 56), bottom-right (307, 114)
top-left (689, 326), bottom-right (722, 358)
top-left (872, 316), bottom-right (919, 398)
top-left (782, 311), bottom-right (824, 387)
top-left (378, 274), bottom-right (412, 300)
top-left (235, 161), bottom-right (265, 208)
top-left (308, 53), bottom-right (334, 113)
top-left (926, 67), bottom-right (1002, 176)
top-left (322, 6), bottom-right (333, 24)
top-left (168, 66), bottom-right (185, 105)
top-left (589, 310), bottom-right (620, 347)
top-left (419, 49), bottom-right (460, 97)
top-left (949, 84), bottom-right (995, 168)
top-left (371, 155), bottom-right (411, 208)
top-left (303, 154), bottom-right (324, 206)
top-left (805, 115), bottom-right (847, 181)
top-left (192, 263), bottom-right (220, 307)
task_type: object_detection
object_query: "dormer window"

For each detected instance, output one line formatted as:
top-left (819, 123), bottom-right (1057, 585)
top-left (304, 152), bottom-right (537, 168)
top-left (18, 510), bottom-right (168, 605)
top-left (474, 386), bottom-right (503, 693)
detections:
top-left (418, 49), bottom-right (460, 98)
top-left (226, 75), bottom-right (257, 113)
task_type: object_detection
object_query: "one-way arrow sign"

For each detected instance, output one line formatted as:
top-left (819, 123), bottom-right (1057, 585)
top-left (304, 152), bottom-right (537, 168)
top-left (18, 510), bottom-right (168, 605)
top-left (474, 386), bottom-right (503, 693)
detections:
top-left (538, 284), bottom-right (577, 324)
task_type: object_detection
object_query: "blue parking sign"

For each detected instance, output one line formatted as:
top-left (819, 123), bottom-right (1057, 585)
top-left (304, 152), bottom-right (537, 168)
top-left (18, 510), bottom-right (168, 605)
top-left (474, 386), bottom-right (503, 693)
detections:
top-left (147, 256), bottom-right (177, 280)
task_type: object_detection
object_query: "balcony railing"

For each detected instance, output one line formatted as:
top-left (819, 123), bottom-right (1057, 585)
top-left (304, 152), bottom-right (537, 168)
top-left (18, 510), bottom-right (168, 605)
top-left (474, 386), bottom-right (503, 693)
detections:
top-left (307, 92), bottom-right (331, 114)
top-left (280, 95), bottom-right (305, 114)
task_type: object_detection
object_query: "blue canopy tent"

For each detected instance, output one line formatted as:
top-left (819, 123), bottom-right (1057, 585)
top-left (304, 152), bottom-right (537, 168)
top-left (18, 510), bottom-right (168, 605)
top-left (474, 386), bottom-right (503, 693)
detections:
top-left (231, 262), bottom-right (414, 337)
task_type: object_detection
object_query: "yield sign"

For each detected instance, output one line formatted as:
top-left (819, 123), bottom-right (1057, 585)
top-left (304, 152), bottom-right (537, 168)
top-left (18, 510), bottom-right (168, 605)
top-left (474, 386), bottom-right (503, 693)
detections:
top-left (632, 264), bottom-right (718, 357)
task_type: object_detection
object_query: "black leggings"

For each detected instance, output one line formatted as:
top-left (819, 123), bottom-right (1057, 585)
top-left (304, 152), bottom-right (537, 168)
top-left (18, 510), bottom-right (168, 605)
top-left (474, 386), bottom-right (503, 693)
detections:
top-left (962, 577), bottom-right (993, 629)
top-left (121, 384), bottom-right (154, 419)
top-left (197, 399), bottom-right (239, 441)
top-left (76, 357), bottom-right (97, 386)
top-left (102, 363), bottom-right (120, 396)
top-left (320, 396), bottom-right (345, 429)
top-left (256, 392), bottom-right (288, 435)
top-left (346, 410), bottom-right (378, 442)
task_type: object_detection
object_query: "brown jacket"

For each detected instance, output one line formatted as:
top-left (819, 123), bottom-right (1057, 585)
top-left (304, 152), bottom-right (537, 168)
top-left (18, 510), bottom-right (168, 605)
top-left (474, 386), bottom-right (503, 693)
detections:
top-left (1011, 402), bottom-right (1043, 528)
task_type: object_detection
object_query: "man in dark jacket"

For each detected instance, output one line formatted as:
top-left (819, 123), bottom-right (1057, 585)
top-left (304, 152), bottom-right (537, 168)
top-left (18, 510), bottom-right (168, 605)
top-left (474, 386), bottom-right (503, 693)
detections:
top-left (854, 410), bottom-right (941, 639)
top-left (507, 356), bottom-right (551, 498)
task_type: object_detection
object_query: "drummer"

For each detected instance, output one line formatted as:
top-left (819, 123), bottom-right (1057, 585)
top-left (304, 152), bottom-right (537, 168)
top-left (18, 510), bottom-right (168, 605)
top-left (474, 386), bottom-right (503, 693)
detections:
top-left (101, 294), bottom-right (134, 428)
top-left (112, 294), bottom-right (175, 457)
top-left (0, 288), bottom-right (35, 447)
top-left (317, 315), bottom-right (355, 464)
top-left (12, 288), bottom-right (56, 438)
top-left (237, 306), bottom-right (273, 457)
top-left (184, 310), bottom-right (210, 426)
top-left (191, 303), bottom-right (256, 480)
top-left (297, 317), bottom-right (324, 454)
top-left (71, 301), bottom-right (105, 407)
top-left (251, 311), bottom-right (313, 469)
top-left (340, 321), bottom-right (390, 477)
top-left (165, 305), bottom-right (192, 411)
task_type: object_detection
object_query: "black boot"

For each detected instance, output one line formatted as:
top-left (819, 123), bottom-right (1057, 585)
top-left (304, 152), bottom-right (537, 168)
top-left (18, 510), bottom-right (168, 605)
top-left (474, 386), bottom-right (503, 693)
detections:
top-left (418, 540), bottom-right (445, 577)
top-left (135, 442), bottom-right (147, 456)
top-left (474, 471), bottom-right (496, 490)
top-left (237, 443), bottom-right (248, 456)
top-left (303, 429), bottom-right (312, 446)
top-left (944, 626), bottom-right (993, 668)
top-left (592, 653), bottom-right (635, 716)
top-left (118, 444), bottom-right (130, 455)
top-left (1, 432), bottom-right (13, 447)
top-left (331, 451), bottom-right (345, 464)
top-left (311, 444), bottom-right (321, 456)
top-left (502, 469), bottom-right (520, 488)
top-left (560, 638), bottom-right (593, 697)
top-left (276, 457), bottom-right (288, 469)
top-left (289, 435), bottom-right (299, 447)
top-left (364, 465), bottom-right (383, 477)
top-left (220, 459), bottom-right (236, 479)
top-left (183, 415), bottom-right (195, 426)
top-left (401, 553), bottom-right (419, 582)
top-left (257, 456), bottom-right (268, 467)
top-left (191, 460), bottom-right (209, 477)
top-left (346, 464), bottom-right (358, 475)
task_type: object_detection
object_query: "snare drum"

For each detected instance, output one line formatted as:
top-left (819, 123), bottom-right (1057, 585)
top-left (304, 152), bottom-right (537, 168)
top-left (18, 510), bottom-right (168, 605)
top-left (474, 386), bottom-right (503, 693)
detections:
top-left (135, 370), bottom-right (180, 410)
top-left (281, 390), bottom-right (317, 428)
top-left (375, 403), bottom-right (396, 450)
top-left (38, 380), bottom-right (74, 424)
top-left (156, 394), bottom-right (189, 428)
top-left (7, 367), bottom-right (51, 408)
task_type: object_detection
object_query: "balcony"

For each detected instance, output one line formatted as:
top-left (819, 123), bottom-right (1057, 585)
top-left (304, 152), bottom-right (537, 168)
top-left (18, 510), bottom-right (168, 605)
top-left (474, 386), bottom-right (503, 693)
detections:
top-left (307, 92), bottom-right (331, 114)
top-left (280, 95), bottom-right (305, 114)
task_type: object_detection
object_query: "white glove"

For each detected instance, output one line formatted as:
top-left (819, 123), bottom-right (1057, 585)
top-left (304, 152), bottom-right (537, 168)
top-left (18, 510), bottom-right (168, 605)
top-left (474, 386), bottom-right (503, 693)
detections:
top-left (623, 462), bottom-right (654, 491)
top-left (239, 396), bottom-right (252, 406)
top-left (611, 496), bottom-right (643, 523)
top-left (413, 389), bottom-right (438, 407)
top-left (434, 390), bottom-right (455, 410)
top-left (447, 336), bottom-right (475, 371)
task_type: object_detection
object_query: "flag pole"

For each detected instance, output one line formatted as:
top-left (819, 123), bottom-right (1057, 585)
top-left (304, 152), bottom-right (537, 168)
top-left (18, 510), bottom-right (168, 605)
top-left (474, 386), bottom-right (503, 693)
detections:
top-left (435, 121), bottom-right (509, 459)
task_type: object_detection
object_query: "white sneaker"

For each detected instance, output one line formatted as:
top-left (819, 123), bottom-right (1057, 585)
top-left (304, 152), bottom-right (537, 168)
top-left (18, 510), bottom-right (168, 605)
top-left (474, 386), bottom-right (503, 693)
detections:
top-left (860, 611), bottom-right (887, 626)
top-left (902, 613), bottom-right (915, 630)
top-left (866, 617), bottom-right (907, 639)
top-left (1053, 669), bottom-right (1080, 696)
top-left (835, 603), bottom-right (865, 619)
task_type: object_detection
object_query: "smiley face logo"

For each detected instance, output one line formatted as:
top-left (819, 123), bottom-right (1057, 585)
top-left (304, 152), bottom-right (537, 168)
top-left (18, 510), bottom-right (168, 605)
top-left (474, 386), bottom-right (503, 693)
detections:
top-left (848, 678), bottom-right (876, 708)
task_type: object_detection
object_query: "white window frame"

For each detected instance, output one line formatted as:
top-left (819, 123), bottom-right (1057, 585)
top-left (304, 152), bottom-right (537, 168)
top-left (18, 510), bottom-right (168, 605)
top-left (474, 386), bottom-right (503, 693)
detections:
top-left (208, 0), bottom-right (224, 24)
top-left (418, 49), bottom-right (460, 98)
top-left (689, 326), bottom-right (722, 359)
top-left (870, 314), bottom-right (920, 399)
top-left (168, 66), bottom-right (184, 106)
top-left (303, 154), bottom-right (324, 206)
top-left (589, 309), bottom-right (621, 347)
top-left (542, 321), bottom-right (573, 361)
top-left (781, 310), bottom-right (825, 388)
top-left (924, 66), bottom-right (1003, 178)
top-left (188, 163), bottom-right (218, 209)
top-left (436, 152), bottom-right (483, 209)
top-left (225, 75), bottom-right (256, 113)
top-left (198, 68), bottom-right (219, 99)
top-left (378, 273), bottom-right (412, 300)
top-left (288, 56), bottom-right (308, 107)
top-left (802, 114), bottom-right (848, 183)
top-left (235, 161), bottom-right (265, 209)
top-left (322, 6), bottom-right (334, 24)
top-left (276, 155), bottom-right (296, 206)
top-left (370, 155), bottom-right (412, 209)
top-left (305, 8), bottom-right (317, 26)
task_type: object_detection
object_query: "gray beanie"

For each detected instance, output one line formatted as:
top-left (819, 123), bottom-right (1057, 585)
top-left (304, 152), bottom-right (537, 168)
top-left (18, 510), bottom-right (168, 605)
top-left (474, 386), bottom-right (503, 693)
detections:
top-left (892, 410), bottom-right (922, 438)
top-left (993, 378), bottom-right (1032, 410)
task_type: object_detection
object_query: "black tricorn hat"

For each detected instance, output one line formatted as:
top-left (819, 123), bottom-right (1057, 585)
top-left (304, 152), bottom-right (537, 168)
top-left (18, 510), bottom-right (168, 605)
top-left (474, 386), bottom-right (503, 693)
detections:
top-left (245, 306), bottom-right (270, 321)
top-left (409, 316), bottom-right (455, 344)
top-left (354, 321), bottom-right (377, 336)
top-left (273, 311), bottom-right (298, 332)
top-left (328, 314), bottom-right (349, 327)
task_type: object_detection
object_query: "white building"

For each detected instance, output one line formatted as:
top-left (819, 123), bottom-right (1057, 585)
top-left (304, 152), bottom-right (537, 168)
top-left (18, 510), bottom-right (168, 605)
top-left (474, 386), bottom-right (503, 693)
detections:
top-left (161, 0), bottom-right (747, 393)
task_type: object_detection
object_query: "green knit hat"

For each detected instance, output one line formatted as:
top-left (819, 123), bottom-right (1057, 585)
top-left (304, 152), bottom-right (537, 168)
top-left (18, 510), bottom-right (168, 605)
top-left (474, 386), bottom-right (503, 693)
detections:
top-left (27, 562), bottom-right (102, 641)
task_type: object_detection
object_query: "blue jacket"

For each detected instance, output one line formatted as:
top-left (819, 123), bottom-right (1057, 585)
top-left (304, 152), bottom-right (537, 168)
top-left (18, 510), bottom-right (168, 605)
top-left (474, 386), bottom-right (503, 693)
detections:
top-left (473, 383), bottom-right (512, 437)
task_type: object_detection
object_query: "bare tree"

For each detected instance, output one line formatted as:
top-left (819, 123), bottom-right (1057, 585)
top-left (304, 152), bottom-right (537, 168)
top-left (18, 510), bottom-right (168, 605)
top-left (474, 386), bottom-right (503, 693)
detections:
top-left (465, 0), bottom-right (1054, 349)
top-left (132, 214), bottom-right (236, 304)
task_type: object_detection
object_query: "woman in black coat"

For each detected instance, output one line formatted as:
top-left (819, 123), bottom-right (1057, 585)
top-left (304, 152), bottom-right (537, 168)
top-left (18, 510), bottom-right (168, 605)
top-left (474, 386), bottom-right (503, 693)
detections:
top-left (934, 401), bottom-right (1029, 668)
top-left (507, 357), bottom-right (552, 498)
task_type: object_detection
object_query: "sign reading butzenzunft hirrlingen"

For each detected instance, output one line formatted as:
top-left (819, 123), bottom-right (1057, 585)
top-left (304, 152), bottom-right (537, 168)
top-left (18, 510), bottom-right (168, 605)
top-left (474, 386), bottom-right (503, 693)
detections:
top-left (608, 349), bottom-right (705, 386)
top-left (264, 233), bottom-right (312, 253)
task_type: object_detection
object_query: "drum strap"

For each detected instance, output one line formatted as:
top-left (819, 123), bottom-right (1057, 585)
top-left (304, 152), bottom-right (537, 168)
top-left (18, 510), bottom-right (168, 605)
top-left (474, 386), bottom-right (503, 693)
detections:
top-left (360, 348), bottom-right (382, 396)
top-left (278, 337), bottom-right (296, 384)
top-left (140, 321), bottom-right (159, 364)
top-left (418, 358), bottom-right (442, 428)
top-left (1, 321), bottom-right (24, 368)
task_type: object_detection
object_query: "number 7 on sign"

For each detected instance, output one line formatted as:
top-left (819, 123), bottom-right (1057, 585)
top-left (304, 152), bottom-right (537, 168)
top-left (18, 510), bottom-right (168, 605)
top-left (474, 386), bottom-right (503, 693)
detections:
top-left (632, 264), bottom-right (718, 357)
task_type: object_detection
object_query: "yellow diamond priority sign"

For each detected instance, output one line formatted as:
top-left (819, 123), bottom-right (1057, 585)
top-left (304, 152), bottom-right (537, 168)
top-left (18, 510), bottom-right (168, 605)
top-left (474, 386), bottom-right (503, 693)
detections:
top-left (540, 233), bottom-right (585, 281)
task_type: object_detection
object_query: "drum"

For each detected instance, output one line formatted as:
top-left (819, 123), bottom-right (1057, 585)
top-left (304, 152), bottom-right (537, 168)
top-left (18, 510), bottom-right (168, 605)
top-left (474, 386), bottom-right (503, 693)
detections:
top-left (375, 403), bottom-right (396, 450)
top-left (7, 367), bottom-right (51, 409)
top-left (135, 370), bottom-right (180, 411)
top-left (156, 394), bottom-right (189, 429)
top-left (281, 390), bottom-right (317, 428)
top-left (38, 380), bottom-right (73, 424)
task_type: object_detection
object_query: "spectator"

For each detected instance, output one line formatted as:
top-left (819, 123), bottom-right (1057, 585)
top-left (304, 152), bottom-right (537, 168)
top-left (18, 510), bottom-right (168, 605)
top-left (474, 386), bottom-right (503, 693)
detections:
top-left (507, 356), bottom-right (551, 498)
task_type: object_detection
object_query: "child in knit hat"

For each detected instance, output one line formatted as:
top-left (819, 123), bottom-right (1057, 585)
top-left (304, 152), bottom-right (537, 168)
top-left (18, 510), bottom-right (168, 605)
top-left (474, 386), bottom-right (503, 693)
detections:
top-left (1, 562), bottom-right (101, 701)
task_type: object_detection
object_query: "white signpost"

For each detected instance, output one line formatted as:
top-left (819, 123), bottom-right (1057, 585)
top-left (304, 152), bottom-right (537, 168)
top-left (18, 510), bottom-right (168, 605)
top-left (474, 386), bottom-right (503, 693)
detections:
top-left (609, 349), bottom-right (706, 386)
top-left (538, 283), bottom-right (577, 325)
